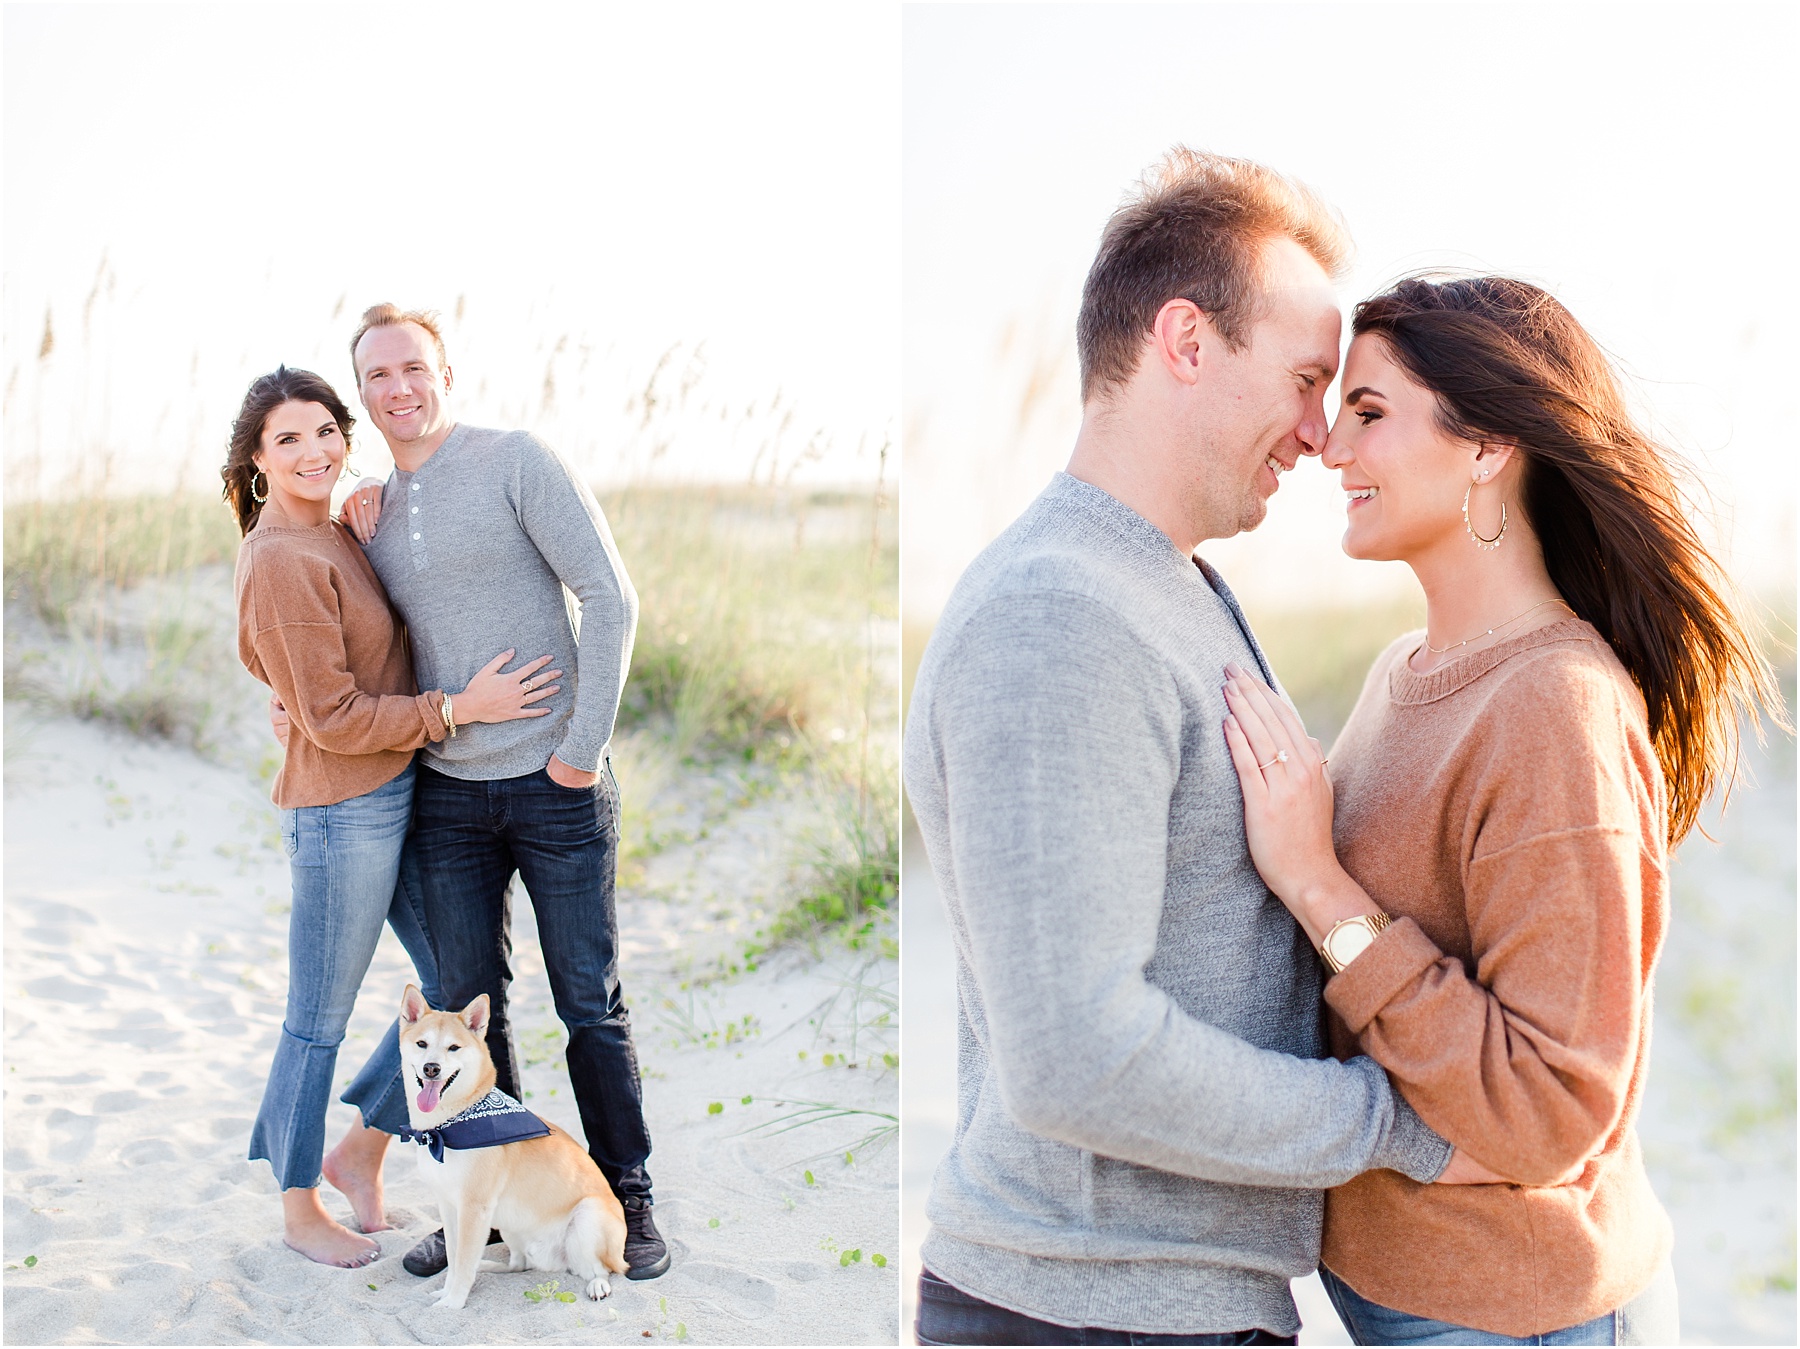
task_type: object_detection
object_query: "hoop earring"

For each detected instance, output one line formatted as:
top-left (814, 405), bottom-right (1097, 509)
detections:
top-left (1463, 481), bottom-right (1506, 550)
top-left (250, 469), bottom-right (268, 504)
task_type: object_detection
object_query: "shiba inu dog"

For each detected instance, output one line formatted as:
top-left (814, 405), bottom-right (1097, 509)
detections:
top-left (397, 984), bottom-right (629, 1309)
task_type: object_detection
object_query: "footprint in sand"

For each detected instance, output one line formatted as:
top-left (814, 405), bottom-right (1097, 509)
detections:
top-left (233, 1243), bottom-right (288, 1284)
top-left (118, 1137), bottom-right (180, 1167)
top-left (45, 1108), bottom-right (98, 1163)
top-left (677, 1261), bottom-right (781, 1318)
top-left (94, 1023), bottom-right (183, 1051)
top-left (783, 1260), bottom-right (825, 1283)
top-left (22, 974), bottom-right (108, 1005)
top-left (4, 1194), bottom-right (50, 1249)
top-left (20, 900), bottom-right (99, 944)
top-left (93, 1089), bottom-right (149, 1113)
top-left (116, 1260), bottom-right (192, 1293)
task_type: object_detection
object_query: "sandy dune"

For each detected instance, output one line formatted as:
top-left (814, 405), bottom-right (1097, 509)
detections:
top-left (4, 707), bottom-right (898, 1345)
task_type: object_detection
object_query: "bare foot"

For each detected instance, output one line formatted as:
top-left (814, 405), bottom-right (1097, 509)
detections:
top-left (281, 1187), bottom-right (381, 1268)
top-left (322, 1114), bottom-right (392, 1234)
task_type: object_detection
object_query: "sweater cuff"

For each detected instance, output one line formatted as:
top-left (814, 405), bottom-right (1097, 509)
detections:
top-left (419, 691), bottom-right (448, 744)
top-left (551, 738), bottom-right (601, 774)
top-left (1323, 915), bottom-right (1442, 1034)
top-left (1373, 1086), bottom-right (1453, 1182)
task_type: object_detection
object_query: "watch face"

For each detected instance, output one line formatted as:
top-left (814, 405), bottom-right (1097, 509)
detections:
top-left (1326, 922), bottom-right (1377, 970)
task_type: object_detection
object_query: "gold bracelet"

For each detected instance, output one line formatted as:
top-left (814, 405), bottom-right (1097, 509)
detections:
top-left (441, 692), bottom-right (457, 739)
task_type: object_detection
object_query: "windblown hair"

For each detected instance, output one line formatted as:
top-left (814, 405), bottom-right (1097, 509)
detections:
top-left (220, 366), bottom-right (356, 536)
top-left (348, 302), bottom-right (449, 377)
top-left (1353, 274), bottom-right (1787, 844)
top-left (1076, 146), bottom-right (1351, 403)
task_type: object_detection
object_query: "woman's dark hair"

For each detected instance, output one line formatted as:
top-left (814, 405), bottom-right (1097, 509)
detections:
top-left (1353, 274), bottom-right (1787, 844)
top-left (221, 366), bottom-right (356, 535)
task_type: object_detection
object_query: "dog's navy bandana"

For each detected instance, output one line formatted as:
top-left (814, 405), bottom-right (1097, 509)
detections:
top-left (399, 1087), bottom-right (551, 1163)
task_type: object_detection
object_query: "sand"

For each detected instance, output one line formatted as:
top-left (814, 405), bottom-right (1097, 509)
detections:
top-left (3, 703), bottom-right (899, 1345)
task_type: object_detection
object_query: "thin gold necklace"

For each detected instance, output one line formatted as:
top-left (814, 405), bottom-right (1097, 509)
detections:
top-left (1425, 598), bottom-right (1572, 655)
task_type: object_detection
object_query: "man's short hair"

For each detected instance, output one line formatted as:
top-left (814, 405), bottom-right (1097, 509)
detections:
top-left (349, 303), bottom-right (450, 378)
top-left (1076, 147), bottom-right (1351, 404)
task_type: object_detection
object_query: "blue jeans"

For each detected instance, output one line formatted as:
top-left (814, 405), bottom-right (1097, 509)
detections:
top-left (409, 760), bottom-right (652, 1201)
top-left (915, 1269), bottom-right (1297, 1345)
top-left (247, 764), bottom-right (444, 1190)
top-left (1320, 1263), bottom-right (1680, 1345)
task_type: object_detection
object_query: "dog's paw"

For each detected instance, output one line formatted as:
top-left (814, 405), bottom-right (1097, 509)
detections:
top-left (478, 1259), bottom-right (510, 1273)
top-left (586, 1275), bottom-right (611, 1301)
top-left (432, 1289), bottom-right (469, 1311)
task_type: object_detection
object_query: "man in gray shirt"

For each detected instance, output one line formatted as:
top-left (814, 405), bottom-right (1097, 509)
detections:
top-left (905, 151), bottom-right (1475, 1344)
top-left (334, 305), bottom-right (668, 1281)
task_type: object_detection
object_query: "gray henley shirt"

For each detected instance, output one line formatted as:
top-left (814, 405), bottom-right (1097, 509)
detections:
top-left (361, 423), bottom-right (637, 781)
top-left (903, 473), bottom-right (1451, 1338)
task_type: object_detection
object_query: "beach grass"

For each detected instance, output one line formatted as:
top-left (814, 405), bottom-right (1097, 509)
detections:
top-left (3, 491), bottom-right (240, 626)
top-left (605, 483), bottom-right (897, 759)
top-left (3, 478), bottom-right (899, 956)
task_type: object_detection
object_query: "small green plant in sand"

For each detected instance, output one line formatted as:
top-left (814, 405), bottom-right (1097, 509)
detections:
top-left (524, 1278), bottom-right (577, 1303)
top-left (733, 1097), bottom-right (898, 1165)
top-left (652, 1294), bottom-right (687, 1340)
top-left (653, 987), bottom-right (762, 1051)
top-left (521, 1025), bottom-right (567, 1069)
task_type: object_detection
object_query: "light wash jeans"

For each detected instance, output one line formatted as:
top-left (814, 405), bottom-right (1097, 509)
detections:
top-left (247, 764), bottom-right (444, 1190)
top-left (1320, 1262), bottom-right (1679, 1346)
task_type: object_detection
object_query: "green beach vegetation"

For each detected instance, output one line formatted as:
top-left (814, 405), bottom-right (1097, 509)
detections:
top-left (4, 472), bottom-right (898, 964)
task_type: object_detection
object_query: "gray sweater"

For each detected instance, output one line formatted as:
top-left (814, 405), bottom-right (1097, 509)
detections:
top-left (362, 423), bottom-right (637, 781)
top-left (904, 473), bottom-right (1450, 1337)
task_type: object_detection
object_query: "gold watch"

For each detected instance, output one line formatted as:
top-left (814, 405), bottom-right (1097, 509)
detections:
top-left (1320, 912), bottom-right (1392, 975)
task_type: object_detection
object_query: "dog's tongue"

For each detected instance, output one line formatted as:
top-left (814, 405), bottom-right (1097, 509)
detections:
top-left (417, 1079), bottom-right (443, 1113)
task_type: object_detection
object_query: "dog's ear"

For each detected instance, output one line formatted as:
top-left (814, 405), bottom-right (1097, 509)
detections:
top-left (401, 984), bottom-right (430, 1025)
top-left (462, 994), bottom-right (491, 1036)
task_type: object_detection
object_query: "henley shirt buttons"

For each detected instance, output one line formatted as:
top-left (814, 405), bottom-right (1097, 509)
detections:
top-left (413, 533), bottom-right (421, 540)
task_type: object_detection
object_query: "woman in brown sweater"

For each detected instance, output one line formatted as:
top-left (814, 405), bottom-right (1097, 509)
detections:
top-left (222, 367), bottom-right (558, 1268)
top-left (1220, 277), bottom-right (1783, 1344)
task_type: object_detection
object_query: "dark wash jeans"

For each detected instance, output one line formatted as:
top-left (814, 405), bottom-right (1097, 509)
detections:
top-left (411, 759), bottom-right (652, 1201)
top-left (916, 1269), bottom-right (1298, 1346)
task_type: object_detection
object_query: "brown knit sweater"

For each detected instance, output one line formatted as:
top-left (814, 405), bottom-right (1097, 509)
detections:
top-left (235, 499), bottom-right (445, 808)
top-left (1319, 617), bottom-right (1672, 1337)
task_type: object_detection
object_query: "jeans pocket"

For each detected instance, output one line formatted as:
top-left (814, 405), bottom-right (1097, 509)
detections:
top-left (542, 764), bottom-right (600, 795)
top-left (285, 807), bottom-right (325, 867)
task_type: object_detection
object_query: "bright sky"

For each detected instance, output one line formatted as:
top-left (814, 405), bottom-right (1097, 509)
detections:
top-left (903, 3), bottom-right (1798, 618)
top-left (4, 3), bottom-right (899, 497)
